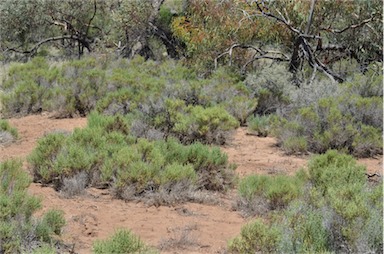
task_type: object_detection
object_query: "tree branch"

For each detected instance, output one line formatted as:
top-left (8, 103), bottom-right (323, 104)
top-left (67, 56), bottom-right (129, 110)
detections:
top-left (321, 15), bottom-right (376, 34)
top-left (215, 43), bottom-right (289, 70)
top-left (5, 35), bottom-right (89, 56)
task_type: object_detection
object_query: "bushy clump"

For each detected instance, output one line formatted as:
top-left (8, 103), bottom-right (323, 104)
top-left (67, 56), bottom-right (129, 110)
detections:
top-left (2, 56), bottom-right (247, 144)
top-left (93, 229), bottom-right (157, 254)
top-left (272, 94), bottom-right (382, 157)
top-left (0, 57), bottom-right (55, 116)
top-left (0, 160), bottom-right (66, 253)
top-left (228, 219), bottom-right (281, 253)
top-left (247, 114), bottom-right (271, 137)
top-left (235, 172), bottom-right (305, 216)
top-left (136, 98), bottom-right (239, 145)
top-left (29, 113), bottom-right (236, 203)
top-left (229, 150), bottom-right (383, 253)
top-left (244, 63), bottom-right (293, 115)
top-left (269, 62), bottom-right (383, 157)
top-left (0, 119), bottom-right (18, 145)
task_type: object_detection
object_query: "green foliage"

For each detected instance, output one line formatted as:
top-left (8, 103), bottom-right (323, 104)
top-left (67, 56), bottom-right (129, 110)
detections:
top-left (231, 150), bottom-right (383, 253)
top-left (0, 120), bottom-right (18, 139)
top-left (238, 173), bottom-right (304, 211)
top-left (0, 159), bottom-right (65, 253)
top-left (35, 210), bottom-right (65, 242)
top-left (93, 229), bottom-right (157, 254)
top-left (228, 219), bottom-right (281, 254)
top-left (247, 114), bottom-right (270, 137)
top-left (2, 57), bottom-right (246, 145)
top-left (29, 113), bottom-right (236, 202)
top-left (0, 119), bottom-right (18, 146)
top-left (271, 77), bottom-right (383, 157)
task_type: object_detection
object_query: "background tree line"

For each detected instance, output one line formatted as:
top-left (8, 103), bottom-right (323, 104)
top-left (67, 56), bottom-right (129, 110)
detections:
top-left (0, 0), bottom-right (382, 81)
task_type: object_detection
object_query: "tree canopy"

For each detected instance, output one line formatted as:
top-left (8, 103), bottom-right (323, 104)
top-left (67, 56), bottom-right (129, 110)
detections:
top-left (0, 0), bottom-right (382, 81)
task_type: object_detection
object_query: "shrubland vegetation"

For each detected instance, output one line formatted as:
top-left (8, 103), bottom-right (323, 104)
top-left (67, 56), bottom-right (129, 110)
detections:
top-left (0, 119), bottom-right (18, 146)
top-left (230, 150), bottom-right (383, 253)
top-left (0, 160), bottom-right (66, 253)
top-left (93, 229), bottom-right (157, 254)
top-left (28, 111), bottom-right (236, 203)
top-left (0, 0), bottom-right (382, 253)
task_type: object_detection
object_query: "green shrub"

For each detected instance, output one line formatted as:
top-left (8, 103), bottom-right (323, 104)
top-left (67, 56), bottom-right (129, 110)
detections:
top-left (236, 173), bottom-right (304, 215)
top-left (29, 115), bottom-right (236, 203)
top-left (28, 132), bottom-right (68, 184)
top-left (230, 151), bottom-right (383, 253)
top-left (35, 209), bottom-right (66, 242)
top-left (0, 159), bottom-right (66, 253)
top-left (247, 114), bottom-right (270, 137)
top-left (228, 219), bottom-right (281, 253)
top-left (272, 95), bottom-right (382, 157)
top-left (93, 229), bottom-right (156, 254)
top-left (281, 136), bottom-right (308, 155)
top-left (0, 119), bottom-right (18, 146)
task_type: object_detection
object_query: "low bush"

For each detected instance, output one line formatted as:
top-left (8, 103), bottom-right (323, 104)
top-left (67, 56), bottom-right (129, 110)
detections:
top-left (269, 63), bottom-right (383, 157)
top-left (93, 229), bottom-right (157, 254)
top-left (235, 172), bottom-right (305, 216)
top-left (244, 63), bottom-right (292, 115)
top-left (0, 159), bottom-right (66, 253)
top-left (0, 119), bottom-right (18, 145)
top-left (29, 114), bottom-right (236, 203)
top-left (228, 219), bottom-right (281, 253)
top-left (272, 95), bottom-right (382, 157)
top-left (229, 150), bottom-right (383, 253)
top-left (247, 114), bottom-right (271, 137)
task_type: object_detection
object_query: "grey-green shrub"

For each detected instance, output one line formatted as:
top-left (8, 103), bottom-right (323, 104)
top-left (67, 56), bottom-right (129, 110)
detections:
top-left (0, 119), bottom-right (18, 145)
top-left (29, 113), bottom-right (236, 203)
top-left (0, 159), bottom-right (66, 253)
top-left (230, 150), bottom-right (383, 253)
top-left (92, 229), bottom-right (157, 254)
top-left (236, 172), bottom-right (305, 215)
top-left (247, 114), bottom-right (271, 137)
top-left (228, 219), bottom-right (281, 253)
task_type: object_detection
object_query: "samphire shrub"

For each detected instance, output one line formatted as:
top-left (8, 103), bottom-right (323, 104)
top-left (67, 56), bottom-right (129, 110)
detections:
top-left (0, 159), bottom-right (66, 253)
top-left (229, 150), bottom-right (383, 253)
top-left (28, 112), bottom-right (236, 203)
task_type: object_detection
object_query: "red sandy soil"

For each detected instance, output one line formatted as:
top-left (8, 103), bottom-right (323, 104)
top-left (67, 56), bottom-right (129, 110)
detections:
top-left (0, 114), bottom-right (382, 253)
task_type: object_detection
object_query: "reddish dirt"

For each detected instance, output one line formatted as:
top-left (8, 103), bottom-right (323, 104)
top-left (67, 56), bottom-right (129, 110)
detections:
top-left (0, 114), bottom-right (382, 253)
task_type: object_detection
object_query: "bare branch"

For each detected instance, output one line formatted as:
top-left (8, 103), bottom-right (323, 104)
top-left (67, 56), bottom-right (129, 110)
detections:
top-left (321, 16), bottom-right (376, 34)
top-left (215, 43), bottom-right (289, 70)
top-left (254, 1), bottom-right (303, 35)
top-left (6, 35), bottom-right (88, 57)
